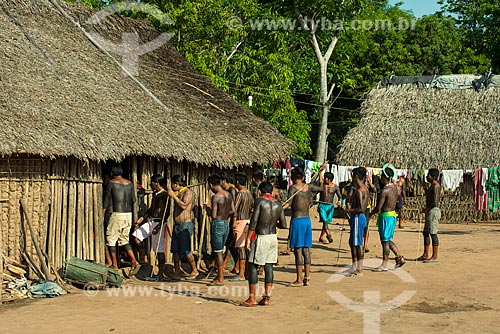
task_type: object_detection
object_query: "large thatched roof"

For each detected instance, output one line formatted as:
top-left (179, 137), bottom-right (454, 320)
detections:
top-left (0, 0), bottom-right (293, 167)
top-left (338, 74), bottom-right (500, 169)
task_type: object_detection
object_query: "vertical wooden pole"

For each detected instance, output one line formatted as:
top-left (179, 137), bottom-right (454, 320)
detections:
top-left (67, 159), bottom-right (76, 262)
top-left (77, 161), bottom-right (85, 259)
top-left (60, 160), bottom-right (68, 268)
top-left (131, 157), bottom-right (138, 224)
top-left (0, 197), bottom-right (3, 305)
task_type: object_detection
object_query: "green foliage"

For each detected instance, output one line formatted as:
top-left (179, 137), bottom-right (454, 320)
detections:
top-left (72, 0), bottom-right (494, 159)
top-left (441, 0), bottom-right (500, 71)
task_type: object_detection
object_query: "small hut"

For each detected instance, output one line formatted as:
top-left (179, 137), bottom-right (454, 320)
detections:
top-left (0, 0), bottom-right (293, 270)
top-left (338, 74), bottom-right (500, 222)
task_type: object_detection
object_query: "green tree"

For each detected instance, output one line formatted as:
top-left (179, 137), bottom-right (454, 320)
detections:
top-left (157, 0), bottom-right (312, 156)
top-left (440, 0), bottom-right (500, 71)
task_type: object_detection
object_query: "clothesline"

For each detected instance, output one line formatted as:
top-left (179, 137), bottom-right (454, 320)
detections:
top-left (270, 158), bottom-right (500, 213)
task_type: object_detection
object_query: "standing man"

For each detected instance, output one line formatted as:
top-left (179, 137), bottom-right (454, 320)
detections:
top-left (396, 175), bottom-right (406, 228)
top-left (344, 167), bottom-right (369, 276)
top-left (251, 171), bottom-right (264, 200)
top-left (370, 167), bottom-right (406, 271)
top-left (229, 172), bottom-right (254, 282)
top-left (133, 174), bottom-right (169, 275)
top-left (207, 173), bottom-right (233, 285)
top-left (418, 169), bottom-right (441, 263)
top-left (318, 172), bottom-right (341, 244)
top-left (241, 181), bottom-right (287, 307)
top-left (286, 165), bottom-right (325, 287)
top-left (103, 165), bottom-right (140, 273)
top-left (167, 175), bottom-right (200, 279)
top-left (220, 172), bottom-right (239, 274)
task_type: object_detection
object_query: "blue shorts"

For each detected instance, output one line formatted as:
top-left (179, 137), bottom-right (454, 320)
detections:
top-left (211, 220), bottom-right (229, 253)
top-left (318, 203), bottom-right (334, 223)
top-left (171, 222), bottom-right (194, 255)
top-left (289, 217), bottom-right (312, 248)
top-left (349, 214), bottom-right (367, 246)
top-left (378, 215), bottom-right (397, 242)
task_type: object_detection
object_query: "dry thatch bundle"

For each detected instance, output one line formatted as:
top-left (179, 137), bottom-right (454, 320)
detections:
top-left (0, 0), bottom-right (293, 167)
top-left (337, 75), bottom-right (500, 169)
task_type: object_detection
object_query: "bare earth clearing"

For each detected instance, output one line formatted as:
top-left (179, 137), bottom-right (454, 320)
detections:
top-left (2, 213), bottom-right (499, 334)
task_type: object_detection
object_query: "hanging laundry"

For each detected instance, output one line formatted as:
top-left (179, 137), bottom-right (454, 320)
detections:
top-left (487, 167), bottom-right (500, 214)
top-left (304, 160), bottom-right (324, 183)
top-left (338, 166), bottom-right (357, 183)
top-left (272, 159), bottom-right (283, 169)
top-left (330, 164), bottom-right (339, 185)
top-left (441, 170), bottom-right (464, 191)
top-left (481, 168), bottom-right (489, 193)
top-left (290, 158), bottom-right (305, 170)
top-left (474, 169), bottom-right (488, 211)
top-left (338, 166), bottom-right (350, 183)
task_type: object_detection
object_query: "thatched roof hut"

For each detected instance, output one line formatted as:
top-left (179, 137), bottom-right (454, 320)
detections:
top-left (1, 0), bottom-right (293, 167)
top-left (0, 0), bottom-right (292, 271)
top-left (338, 74), bottom-right (500, 223)
top-left (338, 74), bottom-right (500, 169)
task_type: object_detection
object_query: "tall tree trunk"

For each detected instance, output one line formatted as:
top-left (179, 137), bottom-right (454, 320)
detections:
top-left (293, 3), bottom-right (338, 162)
top-left (316, 62), bottom-right (329, 162)
top-left (310, 34), bottom-right (337, 162)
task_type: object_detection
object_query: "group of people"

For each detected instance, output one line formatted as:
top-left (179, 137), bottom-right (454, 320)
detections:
top-left (103, 165), bottom-right (199, 280)
top-left (102, 161), bottom-right (442, 306)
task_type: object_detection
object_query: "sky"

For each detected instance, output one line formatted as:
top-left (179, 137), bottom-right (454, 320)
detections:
top-left (388, 0), bottom-right (443, 17)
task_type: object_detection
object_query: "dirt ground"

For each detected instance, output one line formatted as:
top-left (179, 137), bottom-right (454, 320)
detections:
top-left (2, 213), bottom-right (500, 334)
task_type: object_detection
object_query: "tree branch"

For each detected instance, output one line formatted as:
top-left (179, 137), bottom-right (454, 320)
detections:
top-left (227, 38), bottom-right (245, 62)
top-left (310, 33), bottom-right (324, 63)
top-left (327, 83), bottom-right (336, 102)
top-left (324, 35), bottom-right (338, 62)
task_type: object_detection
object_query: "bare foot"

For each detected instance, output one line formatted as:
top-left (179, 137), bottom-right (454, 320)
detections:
top-left (240, 298), bottom-right (257, 307)
top-left (287, 280), bottom-right (304, 287)
top-left (186, 271), bottom-right (199, 280)
top-left (372, 265), bottom-right (388, 272)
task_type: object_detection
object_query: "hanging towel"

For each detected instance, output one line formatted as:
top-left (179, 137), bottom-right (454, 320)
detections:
top-left (330, 164), bottom-right (339, 185)
top-left (441, 170), bottom-right (463, 191)
top-left (474, 169), bottom-right (488, 211)
top-left (482, 168), bottom-right (489, 193)
top-left (338, 166), bottom-right (353, 183)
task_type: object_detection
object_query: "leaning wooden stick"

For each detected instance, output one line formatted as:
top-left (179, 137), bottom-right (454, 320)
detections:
top-left (196, 208), bottom-right (209, 271)
top-left (20, 199), bottom-right (50, 280)
top-left (150, 199), bottom-right (170, 278)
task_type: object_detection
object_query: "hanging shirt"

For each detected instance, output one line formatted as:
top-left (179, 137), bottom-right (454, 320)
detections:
top-left (441, 170), bottom-right (463, 191)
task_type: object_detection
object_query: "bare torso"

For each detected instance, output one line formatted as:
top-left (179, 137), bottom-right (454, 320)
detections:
top-left (320, 183), bottom-right (341, 204)
top-left (249, 197), bottom-right (286, 235)
top-left (289, 183), bottom-right (312, 219)
top-left (212, 190), bottom-right (232, 221)
top-left (378, 184), bottom-right (398, 212)
top-left (173, 188), bottom-right (193, 223)
top-left (104, 178), bottom-right (134, 213)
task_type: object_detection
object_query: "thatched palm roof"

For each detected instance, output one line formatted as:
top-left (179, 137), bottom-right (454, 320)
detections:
top-left (0, 0), bottom-right (293, 167)
top-left (338, 75), bottom-right (500, 169)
